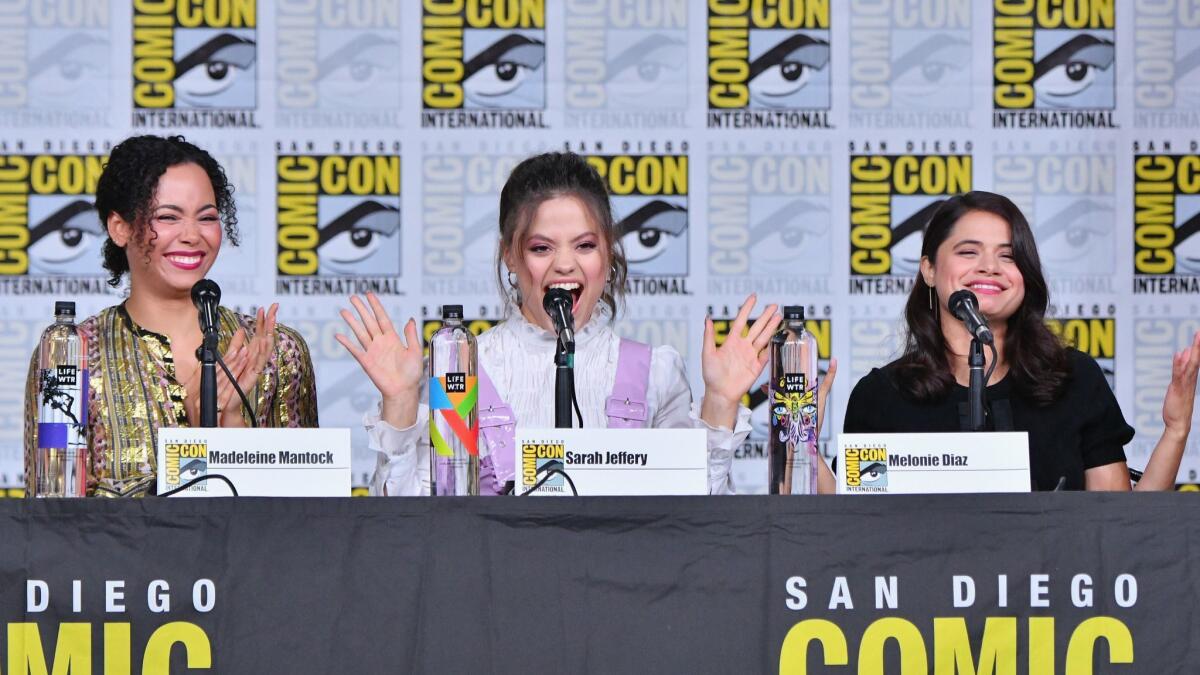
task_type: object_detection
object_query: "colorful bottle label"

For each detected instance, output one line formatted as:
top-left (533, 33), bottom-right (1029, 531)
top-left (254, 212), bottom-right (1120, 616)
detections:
top-left (429, 373), bottom-right (478, 457)
top-left (37, 366), bottom-right (88, 450)
top-left (771, 372), bottom-right (817, 453)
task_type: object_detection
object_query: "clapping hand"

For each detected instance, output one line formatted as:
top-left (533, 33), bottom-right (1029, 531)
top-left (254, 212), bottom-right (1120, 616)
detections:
top-left (183, 303), bottom-right (277, 427)
top-left (336, 293), bottom-right (423, 428)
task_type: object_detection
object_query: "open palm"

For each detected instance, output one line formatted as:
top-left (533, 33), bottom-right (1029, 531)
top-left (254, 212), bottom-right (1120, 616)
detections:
top-left (336, 293), bottom-right (423, 400)
top-left (702, 294), bottom-right (782, 406)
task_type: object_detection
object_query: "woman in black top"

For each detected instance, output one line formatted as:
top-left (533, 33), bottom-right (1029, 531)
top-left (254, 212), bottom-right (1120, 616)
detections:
top-left (832, 191), bottom-right (1200, 492)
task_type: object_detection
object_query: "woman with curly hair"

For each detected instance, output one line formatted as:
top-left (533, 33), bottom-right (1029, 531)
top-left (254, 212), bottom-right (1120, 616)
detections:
top-left (839, 191), bottom-right (1200, 491)
top-left (23, 135), bottom-right (318, 497)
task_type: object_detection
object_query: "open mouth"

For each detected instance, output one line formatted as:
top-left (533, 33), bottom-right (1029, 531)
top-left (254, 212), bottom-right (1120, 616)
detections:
top-left (966, 281), bottom-right (1004, 295)
top-left (165, 252), bottom-right (205, 270)
top-left (547, 281), bottom-right (583, 314)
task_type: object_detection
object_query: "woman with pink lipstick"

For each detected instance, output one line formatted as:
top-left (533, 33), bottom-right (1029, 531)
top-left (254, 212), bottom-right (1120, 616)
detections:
top-left (339, 151), bottom-right (785, 495)
top-left (22, 135), bottom-right (318, 497)
top-left (840, 191), bottom-right (1200, 492)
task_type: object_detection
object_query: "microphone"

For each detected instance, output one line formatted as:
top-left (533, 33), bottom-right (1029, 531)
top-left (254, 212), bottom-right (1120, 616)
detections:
top-left (542, 288), bottom-right (575, 346)
top-left (948, 290), bottom-right (994, 345)
top-left (191, 279), bottom-right (221, 336)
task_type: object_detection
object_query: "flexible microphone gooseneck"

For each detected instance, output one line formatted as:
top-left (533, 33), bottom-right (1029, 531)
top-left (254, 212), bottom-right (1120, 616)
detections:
top-left (947, 289), bottom-right (994, 345)
top-left (190, 279), bottom-right (258, 428)
top-left (542, 288), bottom-right (575, 347)
top-left (541, 288), bottom-right (583, 428)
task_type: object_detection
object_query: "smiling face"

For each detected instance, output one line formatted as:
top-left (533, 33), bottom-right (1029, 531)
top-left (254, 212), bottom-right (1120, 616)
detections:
top-left (111, 162), bottom-right (222, 298)
top-left (921, 209), bottom-right (1026, 325)
top-left (508, 195), bottom-right (609, 333)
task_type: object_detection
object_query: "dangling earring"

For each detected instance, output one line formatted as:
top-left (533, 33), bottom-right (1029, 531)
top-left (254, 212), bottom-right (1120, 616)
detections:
top-left (928, 285), bottom-right (934, 311)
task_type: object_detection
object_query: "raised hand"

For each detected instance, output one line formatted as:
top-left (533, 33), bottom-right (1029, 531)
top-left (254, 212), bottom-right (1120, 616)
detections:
top-left (700, 294), bottom-right (782, 429)
top-left (336, 293), bottom-right (423, 428)
top-left (1163, 329), bottom-right (1200, 438)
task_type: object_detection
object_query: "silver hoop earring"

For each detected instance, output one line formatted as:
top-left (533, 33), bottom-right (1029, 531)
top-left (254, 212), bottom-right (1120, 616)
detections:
top-left (507, 270), bottom-right (518, 288)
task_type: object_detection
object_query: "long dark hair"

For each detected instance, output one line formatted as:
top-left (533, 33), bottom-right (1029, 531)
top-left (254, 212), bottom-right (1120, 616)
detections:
top-left (496, 151), bottom-right (627, 318)
top-left (894, 191), bottom-right (1068, 405)
top-left (95, 135), bottom-right (238, 287)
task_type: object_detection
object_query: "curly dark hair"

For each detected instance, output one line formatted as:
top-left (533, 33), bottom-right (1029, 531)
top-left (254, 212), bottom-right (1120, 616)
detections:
top-left (95, 135), bottom-right (239, 287)
top-left (895, 191), bottom-right (1070, 406)
top-left (497, 151), bottom-right (627, 319)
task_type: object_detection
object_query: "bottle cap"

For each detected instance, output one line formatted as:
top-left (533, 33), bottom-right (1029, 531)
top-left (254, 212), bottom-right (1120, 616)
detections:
top-left (783, 305), bottom-right (804, 321)
top-left (54, 301), bottom-right (75, 317)
top-left (442, 304), bottom-right (463, 320)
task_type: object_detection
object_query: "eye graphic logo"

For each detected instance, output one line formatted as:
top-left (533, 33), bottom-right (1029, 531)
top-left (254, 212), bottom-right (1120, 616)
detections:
top-left (275, 154), bottom-right (402, 294)
top-left (848, 0), bottom-right (971, 126)
top-left (708, 152), bottom-right (832, 289)
top-left (707, 1), bottom-right (831, 129)
top-left (1133, 3), bottom-right (1200, 125)
top-left (992, 0), bottom-right (1116, 129)
top-left (845, 446), bottom-right (888, 491)
top-left (132, 0), bottom-right (258, 128)
top-left (421, 0), bottom-right (547, 129)
top-left (275, 0), bottom-right (401, 124)
top-left (849, 152), bottom-right (972, 294)
top-left (1046, 317), bottom-right (1115, 389)
top-left (993, 151), bottom-right (1115, 280)
top-left (584, 154), bottom-right (688, 279)
top-left (0, 0), bottom-right (111, 126)
top-left (564, 1), bottom-right (688, 128)
top-left (0, 154), bottom-right (106, 279)
top-left (1132, 153), bottom-right (1200, 294)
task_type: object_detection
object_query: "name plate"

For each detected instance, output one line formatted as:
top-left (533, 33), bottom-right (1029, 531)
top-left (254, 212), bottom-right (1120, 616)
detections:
top-left (513, 428), bottom-right (707, 496)
top-left (156, 428), bottom-right (352, 497)
top-left (836, 432), bottom-right (1031, 494)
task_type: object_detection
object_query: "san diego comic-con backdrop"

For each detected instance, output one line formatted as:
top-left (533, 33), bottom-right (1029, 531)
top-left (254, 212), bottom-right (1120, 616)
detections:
top-left (1, 0), bottom-right (1199, 493)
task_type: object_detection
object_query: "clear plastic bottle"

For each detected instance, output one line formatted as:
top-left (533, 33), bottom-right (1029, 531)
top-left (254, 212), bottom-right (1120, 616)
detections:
top-left (768, 305), bottom-right (820, 495)
top-left (33, 301), bottom-right (88, 497)
top-left (428, 304), bottom-right (479, 496)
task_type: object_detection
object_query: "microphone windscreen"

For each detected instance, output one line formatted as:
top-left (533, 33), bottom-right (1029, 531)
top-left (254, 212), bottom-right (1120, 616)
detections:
top-left (191, 279), bottom-right (221, 306)
top-left (542, 287), bottom-right (572, 314)
top-left (947, 289), bottom-right (976, 320)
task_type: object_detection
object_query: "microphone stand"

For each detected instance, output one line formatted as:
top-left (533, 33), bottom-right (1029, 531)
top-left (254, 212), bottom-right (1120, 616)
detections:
top-left (196, 331), bottom-right (220, 428)
top-left (554, 335), bottom-right (575, 429)
top-left (967, 338), bottom-right (986, 432)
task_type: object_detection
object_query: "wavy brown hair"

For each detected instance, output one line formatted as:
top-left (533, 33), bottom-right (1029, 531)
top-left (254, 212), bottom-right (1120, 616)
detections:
top-left (496, 151), bottom-right (627, 319)
top-left (894, 191), bottom-right (1069, 405)
top-left (95, 135), bottom-right (238, 287)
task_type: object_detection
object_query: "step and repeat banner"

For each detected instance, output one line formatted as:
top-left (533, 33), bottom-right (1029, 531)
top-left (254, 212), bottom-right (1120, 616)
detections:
top-left (2, 0), bottom-right (1199, 492)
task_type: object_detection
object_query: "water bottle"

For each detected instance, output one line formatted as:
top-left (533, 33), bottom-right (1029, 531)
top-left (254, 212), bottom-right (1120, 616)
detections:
top-left (428, 304), bottom-right (479, 496)
top-left (33, 301), bottom-right (88, 497)
top-left (768, 306), bottom-right (820, 495)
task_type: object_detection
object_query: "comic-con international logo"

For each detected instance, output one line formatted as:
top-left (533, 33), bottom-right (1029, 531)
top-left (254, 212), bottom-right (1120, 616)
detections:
top-left (712, 314), bottom-right (831, 466)
top-left (583, 149), bottom-right (690, 296)
top-left (706, 0), bottom-right (831, 130)
top-left (420, 145), bottom-right (524, 297)
top-left (131, 0), bottom-right (258, 129)
top-left (849, 0), bottom-right (972, 129)
top-left (707, 143), bottom-right (832, 296)
top-left (992, 0), bottom-right (1115, 129)
top-left (164, 441), bottom-right (209, 490)
top-left (1132, 145), bottom-right (1200, 295)
top-left (564, 0), bottom-right (687, 129)
top-left (275, 149), bottom-right (402, 296)
top-left (521, 441), bottom-right (565, 491)
top-left (0, 0), bottom-right (111, 127)
top-left (848, 144), bottom-right (973, 295)
top-left (0, 149), bottom-right (114, 295)
top-left (844, 445), bottom-right (888, 492)
top-left (276, 0), bottom-right (401, 128)
top-left (421, 0), bottom-right (547, 129)
top-left (1133, 1), bottom-right (1200, 128)
top-left (993, 142), bottom-right (1116, 294)
top-left (1046, 315), bottom-right (1115, 388)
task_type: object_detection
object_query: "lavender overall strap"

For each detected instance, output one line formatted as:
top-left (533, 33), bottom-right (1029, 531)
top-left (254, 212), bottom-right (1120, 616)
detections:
top-left (605, 339), bottom-right (652, 429)
top-left (476, 364), bottom-right (516, 495)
